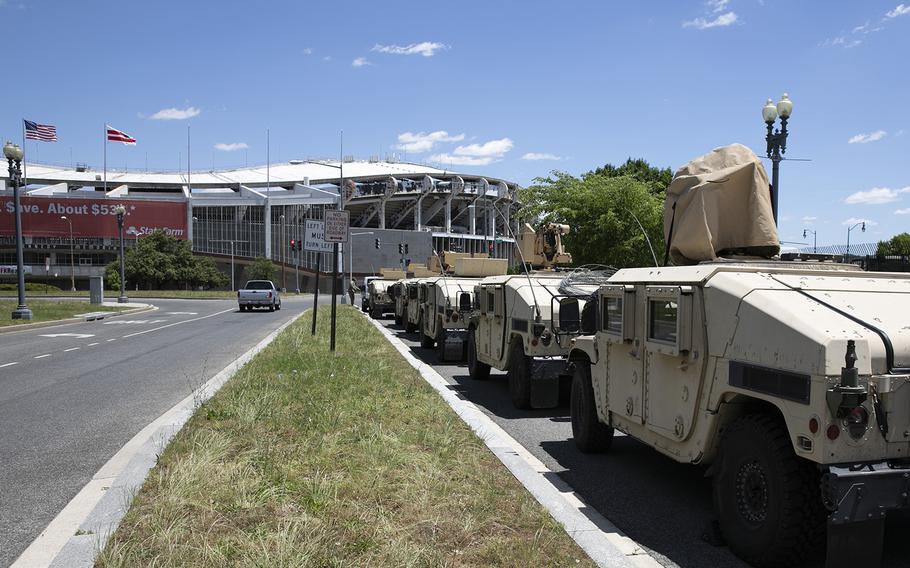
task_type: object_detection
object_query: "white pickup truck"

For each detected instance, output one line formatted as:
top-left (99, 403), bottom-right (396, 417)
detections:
top-left (237, 280), bottom-right (281, 312)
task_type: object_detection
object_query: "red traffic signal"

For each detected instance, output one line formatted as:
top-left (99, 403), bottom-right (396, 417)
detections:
top-left (289, 239), bottom-right (296, 249)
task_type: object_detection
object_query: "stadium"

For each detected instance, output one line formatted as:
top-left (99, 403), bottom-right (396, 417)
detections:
top-left (0, 158), bottom-right (521, 290)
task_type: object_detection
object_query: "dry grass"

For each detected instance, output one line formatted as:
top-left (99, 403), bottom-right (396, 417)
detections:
top-left (97, 306), bottom-right (594, 567)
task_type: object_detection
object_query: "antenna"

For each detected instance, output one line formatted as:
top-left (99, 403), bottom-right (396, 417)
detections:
top-left (491, 201), bottom-right (542, 322)
top-left (623, 207), bottom-right (659, 267)
top-left (431, 249), bottom-right (452, 308)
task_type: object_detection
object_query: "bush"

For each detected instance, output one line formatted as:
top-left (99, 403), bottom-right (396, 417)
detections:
top-left (0, 282), bottom-right (63, 292)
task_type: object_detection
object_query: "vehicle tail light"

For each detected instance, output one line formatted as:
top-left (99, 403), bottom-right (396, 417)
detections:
top-left (844, 406), bottom-right (869, 439)
top-left (531, 338), bottom-right (539, 347)
top-left (267, 292), bottom-right (272, 299)
top-left (809, 417), bottom-right (819, 434)
top-left (826, 424), bottom-right (840, 441)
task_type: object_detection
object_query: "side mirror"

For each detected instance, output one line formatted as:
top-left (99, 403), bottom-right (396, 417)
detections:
top-left (557, 297), bottom-right (580, 333)
top-left (459, 292), bottom-right (472, 312)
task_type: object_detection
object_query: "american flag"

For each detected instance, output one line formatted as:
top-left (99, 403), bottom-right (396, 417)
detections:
top-left (24, 120), bottom-right (58, 142)
top-left (106, 125), bottom-right (136, 145)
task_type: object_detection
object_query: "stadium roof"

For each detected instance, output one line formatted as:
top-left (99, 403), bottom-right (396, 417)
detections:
top-left (4, 159), bottom-right (518, 190)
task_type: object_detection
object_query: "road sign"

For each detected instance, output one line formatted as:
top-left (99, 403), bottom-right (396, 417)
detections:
top-left (324, 210), bottom-right (349, 243)
top-left (304, 220), bottom-right (333, 253)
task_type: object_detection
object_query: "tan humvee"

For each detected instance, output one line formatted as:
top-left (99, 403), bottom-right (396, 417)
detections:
top-left (416, 276), bottom-right (479, 360)
top-left (467, 273), bottom-right (599, 409)
top-left (568, 145), bottom-right (910, 568)
top-left (366, 279), bottom-right (394, 319)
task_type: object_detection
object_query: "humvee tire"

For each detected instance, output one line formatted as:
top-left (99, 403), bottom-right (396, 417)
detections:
top-left (394, 313), bottom-right (402, 325)
top-left (570, 362), bottom-right (613, 453)
top-left (467, 329), bottom-right (490, 380)
top-left (370, 306), bottom-right (380, 319)
top-left (713, 413), bottom-right (825, 568)
top-left (435, 327), bottom-right (447, 361)
top-left (420, 328), bottom-right (435, 348)
top-left (405, 319), bottom-right (416, 333)
top-left (507, 340), bottom-right (532, 409)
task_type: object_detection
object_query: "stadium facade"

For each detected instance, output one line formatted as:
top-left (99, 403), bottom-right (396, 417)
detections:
top-left (0, 158), bottom-right (520, 289)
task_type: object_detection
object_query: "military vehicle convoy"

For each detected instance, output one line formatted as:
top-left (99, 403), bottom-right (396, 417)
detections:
top-left (416, 276), bottom-right (477, 360)
top-left (566, 145), bottom-right (910, 568)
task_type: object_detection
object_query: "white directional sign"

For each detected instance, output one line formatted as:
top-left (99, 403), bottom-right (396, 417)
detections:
top-left (304, 220), bottom-right (333, 253)
top-left (39, 333), bottom-right (95, 339)
top-left (324, 210), bottom-right (350, 243)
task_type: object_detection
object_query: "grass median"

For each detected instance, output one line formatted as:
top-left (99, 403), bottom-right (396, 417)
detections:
top-left (0, 300), bottom-right (121, 327)
top-left (97, 306), bottom-right (595, 567)
top-left (0, 289), bottom-right (239, 300)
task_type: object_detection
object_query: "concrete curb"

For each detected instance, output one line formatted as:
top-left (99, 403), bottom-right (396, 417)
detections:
top-left (367, 316), bottom-right (662, 568)
top-left (0, 304), bottom-right (157, 335)
top-left (11, 310), bottom-right (305, 568)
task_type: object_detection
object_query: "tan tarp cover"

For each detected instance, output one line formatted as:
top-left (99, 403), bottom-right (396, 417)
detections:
top-left (664, 143), bottom-right (779, 265)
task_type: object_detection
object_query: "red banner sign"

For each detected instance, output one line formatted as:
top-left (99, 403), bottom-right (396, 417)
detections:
top-left (0, 196), bottom-right (188, 239)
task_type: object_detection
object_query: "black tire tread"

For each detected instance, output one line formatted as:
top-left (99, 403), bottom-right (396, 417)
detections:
top-left (467, 329), bottom-right (490, 380)
top-left (715, 413), bottom-right (825, 568)
top-left (570, 362), bottom-right (613, 453)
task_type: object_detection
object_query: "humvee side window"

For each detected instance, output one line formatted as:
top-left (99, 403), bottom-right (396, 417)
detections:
top-left (408, 286), bottom-right (418, 299)
top-left (648, 300), bottom-right (678, 344)
top-left (602, 297), bottom-right (623, 335)
top-left (487, 290), bottom-right (495, 314)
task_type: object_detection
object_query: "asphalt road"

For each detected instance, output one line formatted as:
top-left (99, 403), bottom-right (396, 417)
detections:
top-left (0, 296), bottom-right (312, 567)
top-left (376, 316), bottom-right (910, 568)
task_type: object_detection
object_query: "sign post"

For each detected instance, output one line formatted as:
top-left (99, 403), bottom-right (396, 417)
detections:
top-left (324, 210), bottom-right (349, 352)
top-left (304, 220), bottom-right (333, 336)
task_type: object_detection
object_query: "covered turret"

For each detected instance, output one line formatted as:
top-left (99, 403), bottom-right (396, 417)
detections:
top-left (664, 143), bottom-right (779, 265)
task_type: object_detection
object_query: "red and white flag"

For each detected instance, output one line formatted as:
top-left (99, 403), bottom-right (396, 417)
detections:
top-left (106, 125), bottom-right (136, 145)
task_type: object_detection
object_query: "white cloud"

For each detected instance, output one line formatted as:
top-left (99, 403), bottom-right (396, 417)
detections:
top-left (708, 0), bottom-right (729, 12)
top-left (303, 47), bottom-right (313, 55)
top-left (352, 57), bottom-right (371, 67)
top-left (683, 11), bottom-right (737, 29)
top-left (521, 152), bottom-right (563, 161)
top-left (323, 56), bottom-right (332, 61)
top-left (427, 154), bottom-right (496, 167)
top-left (886, 3), bottom-right (910, 18)
top-left (895, 208), bottom-right (910, 215)
top-left (452, 138), bottom-right (514, 158)
top-left (844, 186), bottom-right (910, 204)
top-left (842, 217), bottom-right (877, 226)
top-left (214, 142), bottom-right (249, 152)
top-left (371, 42), bottom-right (448, 57)
top-left (801, 215), bottom-right (818, 223)
top-left (395, 130), bottom-right (465, 153)
top-left (848, 130), bottom-right (887, 144)
top-left (148, 106), bottom-right (200, 120)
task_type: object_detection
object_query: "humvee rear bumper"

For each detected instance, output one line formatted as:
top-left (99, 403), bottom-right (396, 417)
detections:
top-left (822, 462), bottom-right (910, 568)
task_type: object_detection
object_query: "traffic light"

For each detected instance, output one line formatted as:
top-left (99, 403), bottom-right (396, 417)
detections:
top-left (398, 243), bottom-right (403, 254)
top-left (296, 240), bottom-right (302, 251)
top-left (289, 239), bottom-right (296, 250)
top-left (404, 243), bottom-right (409, 254)
top-left (375, 238), bottom-right (381, 249)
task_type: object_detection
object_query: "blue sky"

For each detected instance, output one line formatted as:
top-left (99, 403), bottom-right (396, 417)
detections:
top-left (2, 0), bottom-right (909, 246)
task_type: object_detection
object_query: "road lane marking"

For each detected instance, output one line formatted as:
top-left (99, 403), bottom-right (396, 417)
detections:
top-left (103, 320), bottom-right (164, 325)
top-left (64, 347), bottom-right (80, 352)
top-left (0, 362), bottom-right (19, 368)
top-left (87, 342), bottom-right (99, 346)
top-left (39, 333), bottom-right (95, 339)
top-left (165, 311), bottom-right (198, 315)
top-left (123, 308), bottom-right (235, 338)
top-left (107, 339), bottom-right (116, 342)
top-left (34, 354), bottom-right (51, 359)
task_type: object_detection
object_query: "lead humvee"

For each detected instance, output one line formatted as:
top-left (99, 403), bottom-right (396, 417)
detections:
top-left (366, 279), bottom-right (394, 319)
top-left (566, 145), bottom-right (910, 568)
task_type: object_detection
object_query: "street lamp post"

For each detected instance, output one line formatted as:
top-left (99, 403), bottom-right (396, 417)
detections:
top-left (114, 204), bottom-right (128, 303)
top-left (280, 213), bottom-right (286, 292)
top-left (4, 141), bottom-right (32, 320)
top-left (802, 228), bottom-right (817, 253)
top-left (846, 221), bottom-right (866, 264)
top-left (60, 215), bottom-right (75, 291)
top-left (762, 93), bottom-right (793, 226)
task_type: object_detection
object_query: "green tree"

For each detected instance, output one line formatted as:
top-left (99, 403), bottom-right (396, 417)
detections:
top-left (589, 158), bottom-right (673, 195)
top-left (245, 257), bottom-right (277, 281)
top-left (106, 230), bottom-right (228, 290)
top-left (877, 233), bottom-right (910, 256)
top-left (520, 171), bottom-right (665, 268)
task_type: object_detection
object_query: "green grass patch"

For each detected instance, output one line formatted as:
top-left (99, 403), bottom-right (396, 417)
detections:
top-left (0, 300), bottom-right (122, 327)
top-left (0, 289), bottom-right (238, 299)
top-left (98, 306), bottom-right (595, 567)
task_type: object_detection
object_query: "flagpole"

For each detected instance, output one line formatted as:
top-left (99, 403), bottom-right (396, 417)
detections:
top-left (187, 125), bottom-right (191, 195)
top-left (266, 128), bottom-right (270, 197)
top-left (103, 123), bottom-right (107, 193)
top-left (21, 120), bottom-right (27, 189)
